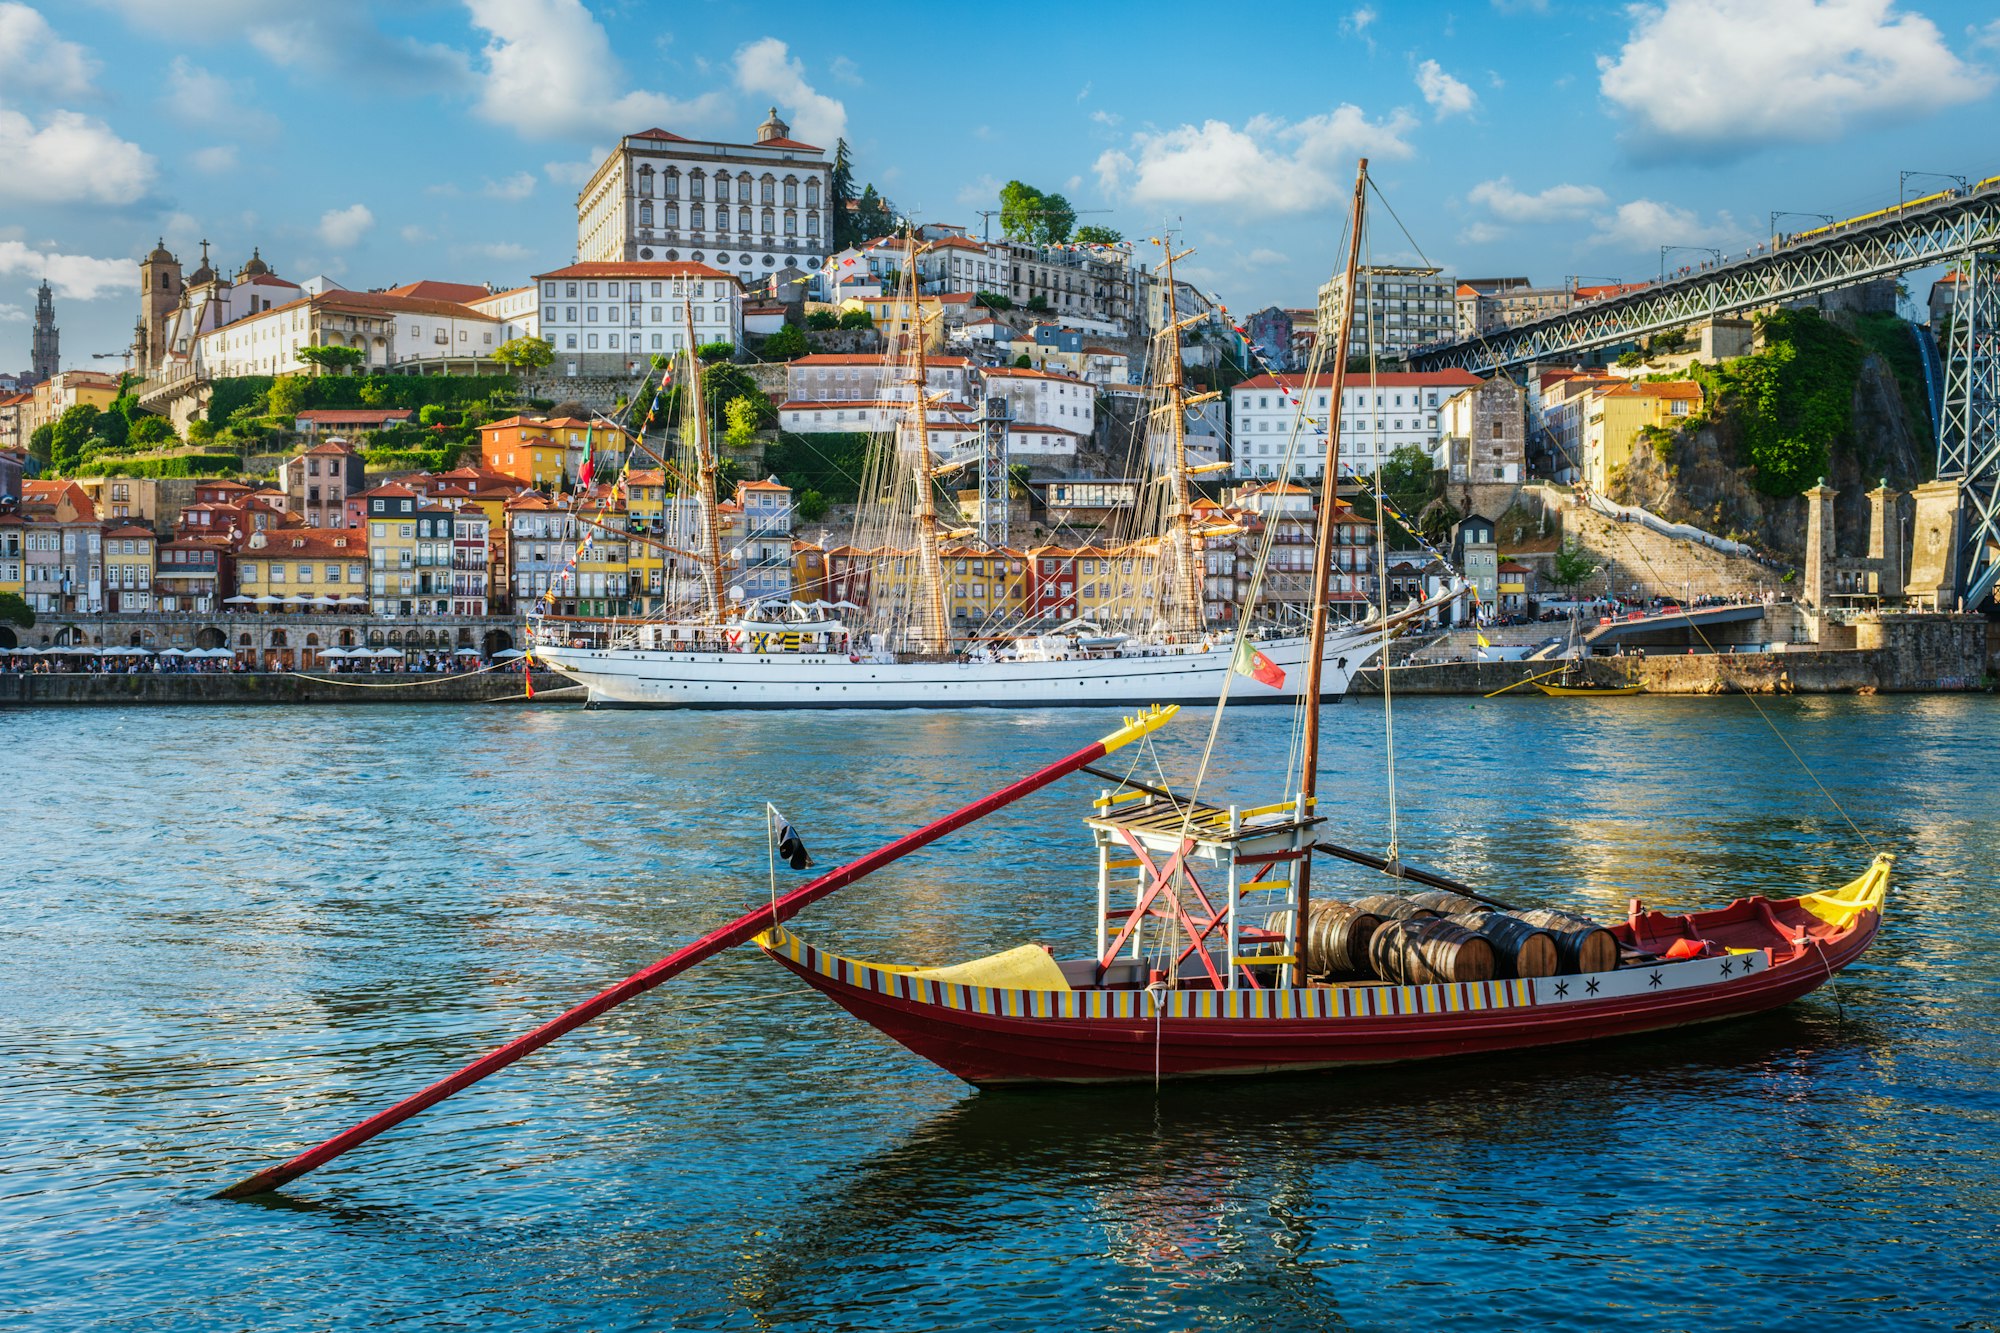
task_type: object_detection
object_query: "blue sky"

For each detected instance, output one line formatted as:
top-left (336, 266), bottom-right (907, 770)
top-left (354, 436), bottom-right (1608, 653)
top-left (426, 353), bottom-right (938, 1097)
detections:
top-left (4, 0), bottom-right (1999, 373)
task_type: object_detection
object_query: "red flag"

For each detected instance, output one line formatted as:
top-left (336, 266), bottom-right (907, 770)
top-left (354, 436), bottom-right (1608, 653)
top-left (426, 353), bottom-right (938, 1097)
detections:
top-left (1233, 638), bottom-right (1285, 689)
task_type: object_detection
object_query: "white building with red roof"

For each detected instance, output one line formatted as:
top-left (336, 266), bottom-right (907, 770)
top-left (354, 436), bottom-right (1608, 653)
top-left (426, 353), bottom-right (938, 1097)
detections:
top-left (574, 109), bottom-right (833, 296)
top-left (533, 262), bottom-right (743, 376)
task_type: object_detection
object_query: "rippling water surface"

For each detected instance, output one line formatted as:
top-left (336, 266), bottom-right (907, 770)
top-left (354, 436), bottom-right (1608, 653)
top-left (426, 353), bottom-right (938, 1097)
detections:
top-left (2, 696), bottom-right (1996, 1330)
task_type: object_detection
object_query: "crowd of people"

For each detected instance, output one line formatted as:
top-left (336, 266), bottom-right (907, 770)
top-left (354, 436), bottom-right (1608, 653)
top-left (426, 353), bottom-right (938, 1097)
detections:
top-left (0, 647), bottom-right (506, 674)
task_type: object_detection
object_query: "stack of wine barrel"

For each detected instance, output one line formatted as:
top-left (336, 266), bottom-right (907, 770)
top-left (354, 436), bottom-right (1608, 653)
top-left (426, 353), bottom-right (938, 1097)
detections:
top-left (1289, 890), bottom-right (1620, 986)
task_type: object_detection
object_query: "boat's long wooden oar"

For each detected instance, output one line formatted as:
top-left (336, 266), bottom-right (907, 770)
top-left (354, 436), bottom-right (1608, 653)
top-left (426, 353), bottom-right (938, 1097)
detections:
top-left (1483, 664), bottom-right (1569, 698)
top-left (213, 706), bottom-right (1180, 1200)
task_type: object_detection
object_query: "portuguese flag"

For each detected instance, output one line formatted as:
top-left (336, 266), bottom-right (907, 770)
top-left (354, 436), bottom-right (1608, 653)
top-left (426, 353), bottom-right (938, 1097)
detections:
top-left (1233, 637), bottom-right (1285, 688)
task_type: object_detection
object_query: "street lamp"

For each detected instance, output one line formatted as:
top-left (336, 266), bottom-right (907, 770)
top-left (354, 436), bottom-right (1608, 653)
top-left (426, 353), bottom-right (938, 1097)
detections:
top-left (1658, 246), bottom-right (1723, 281)
top-left (1768, 211), bottom-right (1832, 248)
top-left (1899, 171), bottom-right (1967, 209)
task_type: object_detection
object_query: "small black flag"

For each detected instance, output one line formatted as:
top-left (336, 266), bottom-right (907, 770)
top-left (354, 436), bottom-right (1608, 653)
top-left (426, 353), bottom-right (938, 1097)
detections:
top-left (770, 806), bottom-right (814, 870)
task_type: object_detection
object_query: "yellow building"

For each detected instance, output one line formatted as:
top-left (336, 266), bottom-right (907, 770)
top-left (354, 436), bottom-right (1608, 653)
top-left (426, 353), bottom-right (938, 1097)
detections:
top-left (235, 527), bottom-right (368, 607)
top-left (1072, 543), bottom-right (1161, 625)
top-left (0, 512), bottom-right (24, 603)
top-left (569, 483), bottom-right (631, 617)
top-left (943, 545), bottom-right (1029, 631)
top-left (1581, 380), bottom-right (1703, 492)
top-left (478, 415), bottom-right (593, 488)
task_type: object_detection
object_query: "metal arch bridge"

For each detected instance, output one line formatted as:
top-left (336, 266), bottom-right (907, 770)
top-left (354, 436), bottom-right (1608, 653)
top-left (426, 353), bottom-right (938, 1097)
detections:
top-left (1406, 180), bottom-right (2000, 610)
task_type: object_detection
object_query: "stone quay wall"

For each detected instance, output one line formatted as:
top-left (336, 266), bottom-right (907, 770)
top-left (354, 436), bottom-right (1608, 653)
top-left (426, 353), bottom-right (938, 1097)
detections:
top-left (0, 670), bottom-right (574, 707)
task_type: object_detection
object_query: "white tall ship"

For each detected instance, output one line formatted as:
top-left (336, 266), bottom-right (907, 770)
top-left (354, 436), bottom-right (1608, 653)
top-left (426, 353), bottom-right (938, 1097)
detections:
top-left (531, 239), bottom-right (1434, 710)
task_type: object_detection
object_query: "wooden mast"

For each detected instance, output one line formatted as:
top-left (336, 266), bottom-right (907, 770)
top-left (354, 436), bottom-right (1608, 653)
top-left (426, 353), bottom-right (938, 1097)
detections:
top-left (1155, 240), bottom-right (1206, 637)
top-left (901, 231), bottom-right (952, 654)
top-left (1296, 158), bottom-right (1371, 933)
top-left (682, 298), bottom-right (728, 623)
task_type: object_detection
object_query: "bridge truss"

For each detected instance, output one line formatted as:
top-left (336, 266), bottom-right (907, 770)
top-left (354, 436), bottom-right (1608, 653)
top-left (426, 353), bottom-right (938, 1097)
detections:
top-left (1409, 183), bottom-right (2000, 609)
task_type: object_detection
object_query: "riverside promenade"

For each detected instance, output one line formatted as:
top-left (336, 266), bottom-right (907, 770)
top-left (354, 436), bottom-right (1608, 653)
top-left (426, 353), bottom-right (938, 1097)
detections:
top-left (0, 671), bottom-right (578, 706)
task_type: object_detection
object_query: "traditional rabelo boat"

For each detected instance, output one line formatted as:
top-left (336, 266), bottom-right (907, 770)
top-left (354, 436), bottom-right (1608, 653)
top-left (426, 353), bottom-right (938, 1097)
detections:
top-left (209, 158), bottom-right (1888, 1199)
top-left (1535, 680), bottom-right (1645, 697)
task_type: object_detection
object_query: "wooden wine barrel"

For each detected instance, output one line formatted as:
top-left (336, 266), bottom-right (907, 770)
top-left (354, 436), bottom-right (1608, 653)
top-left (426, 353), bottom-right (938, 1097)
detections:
top-left (1508, 908), bottom-right (1620, 974)
top-left (1366, 918), bottom-right (1496, 985)
top-left (1349, 894), bottom-right (1439, 922)
top-left (1408, 889), bottom-right (1491, 917)
top-left (1444, 912), bottom-right (1558, 979)
top-left (1263, 903), bottom-right (1382, 979)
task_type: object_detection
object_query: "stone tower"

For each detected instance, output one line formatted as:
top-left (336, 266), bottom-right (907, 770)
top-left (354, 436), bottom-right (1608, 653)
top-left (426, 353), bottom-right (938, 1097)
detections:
top-left (755, 106), bottom-right (790, 143)
top-left (138, 238), bottom-right (183, 375)
top-left (1803, 479), bottom-right (1835, 609)
top-left (1867, 481), bottom-right (1904, 600)
top-left (29, 280), bottom-right (57, 384)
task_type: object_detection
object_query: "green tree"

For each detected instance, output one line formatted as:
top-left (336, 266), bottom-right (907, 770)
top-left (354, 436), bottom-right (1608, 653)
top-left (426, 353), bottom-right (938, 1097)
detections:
top-left (186, 419), bottom-right (217, 445)
top-left (761, 323), bottom-right (811, 360)
top-left (697, 340), bottom-right (735, 363)
top-left (829, 138), bottom-right (858, 248)
top-left (973, 290), bottom-right (1012, 312)
top-left (1025, 294), bottom-right (1050, 314)
top-left (1013, 353), bottom-right (1033, 369)
top-left (27, 423), bottom-right (54, 466)
top-left (837, 308), bottom-right (873, 331)
top-left (999, 180), bottom-right (1076, 243)
top-left (852, 184), bottom-right (895, 241)
top-left (723, 396), bottom-right (763, 448)
top-left (267, 375), bottom-right (312, 418)
top-left (1551, 541), bottom-right (1600, 592)
top-left (1073, 225), bottom-right (1123, 245)
top-left (50, 404), bottom-right (101, 474)
top-left (418, 404), bottom-right (459, 428)
top-left (0, 590), bottom-right (32, 634)
top-left (297, 345), bottom-right (365, 376)
top-left (128, 414), bottom-right (178, 447)
top-left (795, 487), bottom-right (829, 522)
top-left (494, 335), bottom-right (556, 370)
top-left (806, 309), bottom-right (839, 331)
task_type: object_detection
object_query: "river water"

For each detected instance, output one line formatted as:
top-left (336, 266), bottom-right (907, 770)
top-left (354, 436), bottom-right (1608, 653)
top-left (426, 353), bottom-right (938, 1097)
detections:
top-left (2, 696), bottom-right (1996, 1331)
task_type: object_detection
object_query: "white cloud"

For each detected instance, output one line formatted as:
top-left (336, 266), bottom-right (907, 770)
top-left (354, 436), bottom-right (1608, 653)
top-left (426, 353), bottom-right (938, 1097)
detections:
top-left (0, 239), bottom-right (133, 300)
top-left (1600, 0), bottom-right (1993, 155)
top-left (0, 303), bottom-right (27, 321)
top-left (1458, 221), bottom-right (1506, 244)
top-left (1342, 6), bottom-right (1377, 35)
top-left (0, 2), bottom-right (97, 99)
top-left (1076, 81), bottom-right (1092, 101)
top-left (733, 38), bottom-right (847, 147)
top-left (1244, 248), bottom-right (1287, 266)
top-left (543, 154), bottom-right (602, 187)
top-left (829, 55), bottom-right (861, 86)
top-left (0, 109), bottom-right (155, 205)
top-left (1091, 109), bottom-right (1121, 127)
top-left (164, 57), bottom-right (279, 137)
top-left (1467, 176), bottom-right (1609, 221)
top-left (955, 174), bottom-right (1000, 209)
top-left (1416, 59), bottom-right (1477, 118)
top-left (318, 203), bottom-right (374, 249)
top-left (1095, 106), bottom-right (1417, 212)
top-left (1592, 198), bottom-right (1741, 249)
top-left (103, 0), bottom-right (466, 86)
top-left (189, 145), bottom-right (240, 174)
top-left (401, 224), bottom-right (436, 244)
top-left (483, 171), bottom-right (537, 200)
top-left (455, 241), bottom-right (532, 263)
top-left (467, 0), bottom-right (726, 140)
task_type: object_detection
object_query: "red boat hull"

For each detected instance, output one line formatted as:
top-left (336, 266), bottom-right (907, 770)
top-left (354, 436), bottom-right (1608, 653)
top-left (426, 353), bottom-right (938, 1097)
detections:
top-left (760, 894), bottom-right (1881, 1086)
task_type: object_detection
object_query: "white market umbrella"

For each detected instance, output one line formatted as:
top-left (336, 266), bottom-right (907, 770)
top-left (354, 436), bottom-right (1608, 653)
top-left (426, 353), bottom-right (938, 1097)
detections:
top-left (157, 647), bottom-right (186, 657)
top-left (453, 647), bottom-right (481, 656)
top-left (492, 648), bottom-right (524, 660)
top-left (254, 595), bottom-right (283, 606)
top-left (224, 595), bottom-right (254, 605)
top-left (8, 646), bottom-right (37, 656)
top-left (376, 647), bottom-right (405, 658)
top-left (318, 647), bottom-right (349, 659)
top-left (339, 596), bottom-right (369, 608)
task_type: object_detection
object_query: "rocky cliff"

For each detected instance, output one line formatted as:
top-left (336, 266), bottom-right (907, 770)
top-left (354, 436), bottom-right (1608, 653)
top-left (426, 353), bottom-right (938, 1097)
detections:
top-left (1608, 310), bottom-right (1931, 561)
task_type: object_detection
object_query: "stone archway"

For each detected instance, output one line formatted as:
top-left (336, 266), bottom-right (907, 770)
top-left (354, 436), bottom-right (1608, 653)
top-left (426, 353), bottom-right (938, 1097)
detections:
top-left (195, 625), bottom-right (226, 650)
top-left (338, 628), bottom-right (356, 647)
top-left (482, 628), bottom-right (514, 656)
top-left (128, 632), bottom-right (144, 646)
top-left (0, 626), bottom-right (15, 649)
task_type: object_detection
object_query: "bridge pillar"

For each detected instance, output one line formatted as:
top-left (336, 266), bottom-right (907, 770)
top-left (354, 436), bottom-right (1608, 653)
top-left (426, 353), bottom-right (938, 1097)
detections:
top-left (1804, 480), bottom-right (1835, 611)
top-left (1867, 482), bottom-right (1905, 599)
top-left (1937, 250), bottom-right (2000, 609)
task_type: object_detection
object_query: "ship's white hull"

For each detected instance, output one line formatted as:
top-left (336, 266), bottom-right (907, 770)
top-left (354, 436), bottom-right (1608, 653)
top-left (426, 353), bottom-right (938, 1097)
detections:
top-left (533, 629), bottom-right (1384, 710)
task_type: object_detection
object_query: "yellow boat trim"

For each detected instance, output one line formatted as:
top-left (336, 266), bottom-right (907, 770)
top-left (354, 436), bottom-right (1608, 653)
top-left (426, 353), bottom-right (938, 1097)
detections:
top-left (1092, 789), bottom-right (1150, 809)
top-left (1238, 879), bottom-right (1289, 894)
top-left (1797, 852), bottom-right (1895, 930)
top-left (1241, 798), bottom-right (1314, 818)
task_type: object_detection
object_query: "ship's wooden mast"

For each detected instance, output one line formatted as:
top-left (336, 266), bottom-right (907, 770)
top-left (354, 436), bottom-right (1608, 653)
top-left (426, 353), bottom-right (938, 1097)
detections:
top-left (900, 231), bottom-right (952, 654)
top-left (1152, 242), bottom-right (1210, 637)
top-left (682, 298), bottom-right (728, 624)
top-left (1295, 159), bottom-right (1370, 938)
